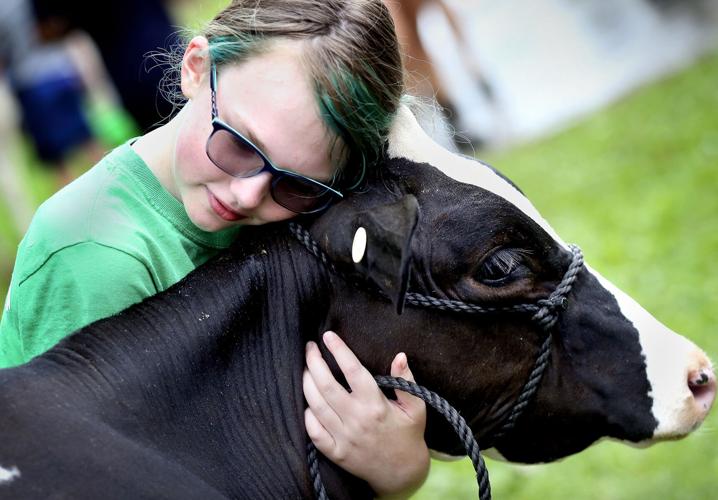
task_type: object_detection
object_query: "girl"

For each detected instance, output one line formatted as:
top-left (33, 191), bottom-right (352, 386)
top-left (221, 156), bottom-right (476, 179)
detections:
top-left (0, 0), bottom-right (430, 496)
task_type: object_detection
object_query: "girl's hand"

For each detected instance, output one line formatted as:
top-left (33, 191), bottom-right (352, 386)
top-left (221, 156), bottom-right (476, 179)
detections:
top-left (303, 331), bottom-right (430, 498)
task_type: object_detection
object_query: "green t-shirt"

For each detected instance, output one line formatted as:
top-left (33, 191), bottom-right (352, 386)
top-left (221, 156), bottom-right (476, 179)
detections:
top-left (0, 142), bottom-right (241, 368)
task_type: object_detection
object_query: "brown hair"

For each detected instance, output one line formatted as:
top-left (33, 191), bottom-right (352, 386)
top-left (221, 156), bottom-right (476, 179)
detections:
top-left (166, 0), bottom-right (404, 188)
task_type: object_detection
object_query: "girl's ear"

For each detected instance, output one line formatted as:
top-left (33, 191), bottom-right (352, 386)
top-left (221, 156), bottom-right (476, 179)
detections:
top-left (180, 36), bottom-right (211, 100)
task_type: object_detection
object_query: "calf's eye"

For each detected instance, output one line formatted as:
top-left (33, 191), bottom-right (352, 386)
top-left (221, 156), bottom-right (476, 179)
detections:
top-left (476, 247), bottom-right (530, 285)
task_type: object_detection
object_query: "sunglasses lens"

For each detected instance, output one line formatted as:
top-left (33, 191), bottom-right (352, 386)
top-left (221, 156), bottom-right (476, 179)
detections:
top-left (272, 176), bottom-right (335, 214)
top-left (207, 128), bottom-right (265, 177)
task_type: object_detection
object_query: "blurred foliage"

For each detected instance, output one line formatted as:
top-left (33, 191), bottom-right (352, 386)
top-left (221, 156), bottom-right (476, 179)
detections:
top-left (0, 2), bottom-right (715, 497)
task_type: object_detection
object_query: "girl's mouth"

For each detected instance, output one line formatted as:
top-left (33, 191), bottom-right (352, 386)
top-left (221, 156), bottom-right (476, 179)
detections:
top-left (207, 188), bottom-right (245, 222)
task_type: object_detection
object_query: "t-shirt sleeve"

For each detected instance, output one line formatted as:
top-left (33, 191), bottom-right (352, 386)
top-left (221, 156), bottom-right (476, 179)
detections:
top-left (11, 242), bottom-right (158, 363)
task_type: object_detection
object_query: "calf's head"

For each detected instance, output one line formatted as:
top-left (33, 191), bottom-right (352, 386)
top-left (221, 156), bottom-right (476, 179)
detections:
top-left (306, 106), bottom-right (715, 464)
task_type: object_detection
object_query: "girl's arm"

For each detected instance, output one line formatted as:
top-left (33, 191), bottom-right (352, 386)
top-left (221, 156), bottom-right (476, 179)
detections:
top-left (0, 242), bottom-right (156, 367)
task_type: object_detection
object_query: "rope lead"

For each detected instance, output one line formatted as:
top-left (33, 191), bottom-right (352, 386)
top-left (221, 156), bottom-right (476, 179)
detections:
top-left (308, 376), bottom-right (491, 500)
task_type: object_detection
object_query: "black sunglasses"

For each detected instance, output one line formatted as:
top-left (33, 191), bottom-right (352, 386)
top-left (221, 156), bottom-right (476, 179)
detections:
top-left (205, 63), bottom-right (343, 214)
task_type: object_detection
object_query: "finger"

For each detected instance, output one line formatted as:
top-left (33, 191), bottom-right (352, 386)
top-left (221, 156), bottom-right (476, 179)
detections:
top-left (304, 407), bottom-right (336, 456)
top-left (390, 352), bottom-right (426, 416)
top-left (322, 331), bottom-right (379, 400)
top-left (305, 340), bottom-right (352, 411)
top-left (303, 368), bottom-right (344, 432)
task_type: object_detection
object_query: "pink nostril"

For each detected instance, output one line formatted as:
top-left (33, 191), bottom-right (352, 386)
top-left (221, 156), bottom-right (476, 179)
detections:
top-left (688, 368), bottom-right (716, 413)
top-left (689, 370), bottom-right (711, 387)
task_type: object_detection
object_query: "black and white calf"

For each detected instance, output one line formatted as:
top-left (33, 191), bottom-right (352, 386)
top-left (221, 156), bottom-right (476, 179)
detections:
top-left (382, 106), bottom-right (715, 462)
top-left (0, 106), bottom-right (713, 498)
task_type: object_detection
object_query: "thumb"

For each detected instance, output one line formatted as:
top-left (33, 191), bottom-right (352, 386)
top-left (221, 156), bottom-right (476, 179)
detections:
top-left (390, 352), bottom-right (425, 415)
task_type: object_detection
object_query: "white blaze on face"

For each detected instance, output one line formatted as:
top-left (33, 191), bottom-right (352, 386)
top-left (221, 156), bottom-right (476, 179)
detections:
top-left (387, 105), bottom-right (713, 439)
top-left (388, 106), bottom-right (567, 248)
top-left (589, 266), bottom-right (712, 438)
top-left (0, 465), bottom-right (20, 484)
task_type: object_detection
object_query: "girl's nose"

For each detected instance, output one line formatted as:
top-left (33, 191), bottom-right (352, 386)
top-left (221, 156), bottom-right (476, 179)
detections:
top-left (228, 172), bottom-right (272, 210)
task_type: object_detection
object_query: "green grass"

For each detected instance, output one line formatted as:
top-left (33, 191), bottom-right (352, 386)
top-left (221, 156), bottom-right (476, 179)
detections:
top-left (414, 51), bottom-right (718, 499)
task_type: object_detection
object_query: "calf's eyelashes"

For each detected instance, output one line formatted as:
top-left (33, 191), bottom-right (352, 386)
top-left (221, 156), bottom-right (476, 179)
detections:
top-left (475, 247), bottom-right (533, 286)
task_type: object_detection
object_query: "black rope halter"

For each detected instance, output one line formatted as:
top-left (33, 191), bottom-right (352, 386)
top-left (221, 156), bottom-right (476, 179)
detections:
top-left (288, 222), bottom-right (584, 500)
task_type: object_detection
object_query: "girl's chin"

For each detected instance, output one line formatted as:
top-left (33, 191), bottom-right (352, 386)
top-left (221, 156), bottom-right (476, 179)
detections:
top-left (187, 210), bottom-right (239, 232)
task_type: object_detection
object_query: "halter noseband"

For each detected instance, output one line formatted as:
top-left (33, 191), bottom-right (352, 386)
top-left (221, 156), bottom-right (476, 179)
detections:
top-left (288, 222), bottom-right (584, 499)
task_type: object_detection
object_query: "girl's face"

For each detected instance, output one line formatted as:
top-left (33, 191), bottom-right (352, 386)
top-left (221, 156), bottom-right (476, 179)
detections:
top-left (173, 39), bottom-right (340, 232)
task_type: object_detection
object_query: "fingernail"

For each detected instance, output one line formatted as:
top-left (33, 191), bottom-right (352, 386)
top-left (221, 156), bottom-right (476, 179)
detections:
top-left (323, 331), bottom-right (336, 344)
top-left (306, 341), bottom-right (315, 352)
top-left (398, 352), bottom-right (408, 371)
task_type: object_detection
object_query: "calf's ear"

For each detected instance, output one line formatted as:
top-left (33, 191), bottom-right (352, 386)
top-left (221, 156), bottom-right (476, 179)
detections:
top-left (353, 195), bottom-right (419, 314)
top-left (315, 195), bottom-right (420, 314)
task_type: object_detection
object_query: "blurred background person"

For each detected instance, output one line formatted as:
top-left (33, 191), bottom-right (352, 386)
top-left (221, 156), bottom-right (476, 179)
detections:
top-left (32, 0), bottom-right (183, 132)
top-left (386, 0), bottom-right (498, 149)
top-left (0, 0), bottom-right (104, 189)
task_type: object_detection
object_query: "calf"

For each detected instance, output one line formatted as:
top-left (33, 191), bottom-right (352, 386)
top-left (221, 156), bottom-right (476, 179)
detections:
top-left (0, 106), bottom-right (713, 498)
